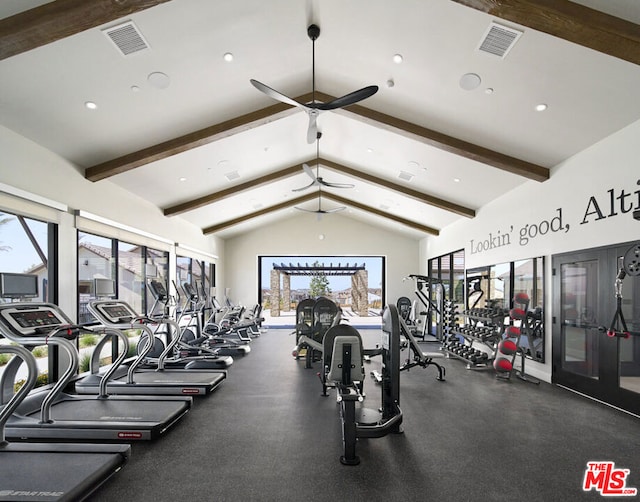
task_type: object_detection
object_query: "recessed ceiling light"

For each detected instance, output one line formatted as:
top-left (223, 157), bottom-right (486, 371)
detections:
top-left (179, 177), bottom-right (187, 182)
top-left (223, 52), bottom-right (234, 62)
top-left (485, 87), bottom-right (494, 94)
top-left (392, 54), bottom-right (403, 64)
top-left (130, 85), bottom-right (140, 92)
top-left (535, 103), bottom-right (548, 111)
top-left (84, 101), bottom-right (97, 110)
top-left (367, 147), bottom-right (374, 153)
top-left (453, 177), bottom-right (461, 183)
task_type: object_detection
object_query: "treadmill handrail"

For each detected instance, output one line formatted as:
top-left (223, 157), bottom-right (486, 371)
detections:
top-left (0, 345), bottom-right (38, 443)
top-left (86, 326), bottom-right (133, 397)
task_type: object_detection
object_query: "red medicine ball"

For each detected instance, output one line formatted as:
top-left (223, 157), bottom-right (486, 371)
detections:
top-left (493, 357), bottom-right (513, 372)
top-left (498, 339), bottom-right (518, 355)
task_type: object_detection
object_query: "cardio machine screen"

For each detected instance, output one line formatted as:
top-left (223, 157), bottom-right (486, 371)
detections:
top-left (4, 308), bottom-right (64, 335)
top-left (97, 303), bottom-right (135, 323)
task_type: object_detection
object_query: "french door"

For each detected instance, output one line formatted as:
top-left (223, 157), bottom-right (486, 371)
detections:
top-left (552, 242), bottom-right (640, 416)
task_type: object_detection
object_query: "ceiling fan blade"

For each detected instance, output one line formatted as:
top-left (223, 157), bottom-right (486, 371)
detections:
top-left (294, 206), bottom-right (318, 214)
top-left (314, 85), bottom-right (379, 111)
top-left (291, 179), bottom-right (317, 192)
top-left (302, 163), bottom-right (317, 181)
top-left (318, 180), bottom-right (355, 189)
top-left (250, 79), bottom-right (307, 109)
top-left (306, 110), bottom-right (319, 144)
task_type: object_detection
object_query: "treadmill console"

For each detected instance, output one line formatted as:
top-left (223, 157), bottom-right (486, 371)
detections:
top-left (0, 304), bottom-right (68, 337)
top-left (91, 301), bottom-right (137, 325)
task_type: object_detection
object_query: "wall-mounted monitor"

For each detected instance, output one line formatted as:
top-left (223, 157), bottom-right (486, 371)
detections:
top-left (0, 273), bottom-right (39, 298)
top-left (94, 278), bottom-right (115, 297)
top-left (145, 263), bottom-right (158, 277)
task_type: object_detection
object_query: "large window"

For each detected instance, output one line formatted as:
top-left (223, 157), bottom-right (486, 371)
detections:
top-left (0, 210), bottom-right (55, 303)
top-left (258, 255), bottom-right (385, 318)
top-left (427, 249), bottom-right (465, 337)
top-left (78, 231), bottom-right (169, 322)
top-left (0, 209), bottom-right (57, 387)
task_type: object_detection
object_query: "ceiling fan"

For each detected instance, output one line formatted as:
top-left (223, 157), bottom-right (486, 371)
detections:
top-left (294, 184), bottom-right (346, 219)
top-left (250, 24), bottom-right (378, 144)
top-left (292, 132), bottom-right (354, 192)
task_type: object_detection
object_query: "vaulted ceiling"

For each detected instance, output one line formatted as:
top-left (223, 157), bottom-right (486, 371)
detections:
top-left (1, 0), bottom-right (639, 239)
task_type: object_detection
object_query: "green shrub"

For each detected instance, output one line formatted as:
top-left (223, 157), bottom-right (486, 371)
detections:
top-left (79, 334), bottom-right (98, 348)
top-left (14, 372), bottom-right (48, 393)
top-left (79, 353), bottom-right (91, 373)
top-left (0, 353), bottom-right (11, 366)
top-left (32, 346), bottom-right (48, 358)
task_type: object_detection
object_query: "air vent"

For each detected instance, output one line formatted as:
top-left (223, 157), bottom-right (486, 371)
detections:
top-left (398, 171), bottom-right (414, 182)
top-left (103, 21), bottom-right (149, 56)
top-left (225, 170), bottom-right (240, 182)
top-left (477, 22), bottom-right (522, 58)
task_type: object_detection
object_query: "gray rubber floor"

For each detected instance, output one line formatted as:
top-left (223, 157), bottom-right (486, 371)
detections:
top-left (90, 329), bottom-right (640, 501)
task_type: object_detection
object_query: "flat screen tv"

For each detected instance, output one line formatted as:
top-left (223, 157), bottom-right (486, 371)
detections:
top-left (94, 278), bottom-right (115, 297)
top-left (0, 272), bottom-right (39, 298)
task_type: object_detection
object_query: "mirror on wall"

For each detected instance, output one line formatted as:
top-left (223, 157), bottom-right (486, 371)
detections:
top-left (466, 257), bottom-right (545, 362)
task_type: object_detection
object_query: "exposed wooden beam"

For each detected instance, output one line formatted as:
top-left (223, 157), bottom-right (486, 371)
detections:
top-left (86, 94), bottom-right (314, 181)
top-left (202, 192), bottom-right (317, 234)
top-left (320, 158), bottom-right (475, 218)
top-left (163, 164), bottom-right (304, 216)
top-left (450, 0), bottom-right (640, 66)
top-left (84, 87), bottom-right (548, 183)
top-left (313, 92), bottom-right (549, 182)
top-left (324, 193), bottom-right (440, 235)
top-left (0, 0), bottom-right (172, 61)
top-left (201, 191), bottom-right (439, 235)
top-left (164, 157), bottom-right (475, 218)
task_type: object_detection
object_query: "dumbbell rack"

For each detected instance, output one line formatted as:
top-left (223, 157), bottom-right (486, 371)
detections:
top-left (442, 305), bottom-right (508, 370)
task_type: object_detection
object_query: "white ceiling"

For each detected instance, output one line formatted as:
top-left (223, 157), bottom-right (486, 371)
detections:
top-left (1, 0), bottom-right (639, 240)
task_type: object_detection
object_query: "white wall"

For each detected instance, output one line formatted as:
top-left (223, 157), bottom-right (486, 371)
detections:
top-left (420, 118), bottom-right (640, 383)
top-left (0, 125), bottom-right (223, 316)
top-left (223, 211), bottom-right (421, 308)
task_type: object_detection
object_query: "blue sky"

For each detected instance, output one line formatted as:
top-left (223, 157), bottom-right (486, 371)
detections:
top-left (260, 255), bottom-right (384, 291)
top-left (0, 212), bottom-right (48, 273)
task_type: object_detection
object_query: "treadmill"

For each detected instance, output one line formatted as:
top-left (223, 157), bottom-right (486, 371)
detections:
top-left (0, 301), bottom-right (192, 441)
top-left (0, 343), bottom-right (131, 502)
top-left (74, 299), bottom-right (226, 397)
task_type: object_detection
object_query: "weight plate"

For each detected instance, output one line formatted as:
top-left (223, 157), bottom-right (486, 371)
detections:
top-left (623, 243), bottom-right (640, 276)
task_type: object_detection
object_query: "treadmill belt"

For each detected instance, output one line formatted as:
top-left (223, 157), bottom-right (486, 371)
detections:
top-left (25, 399), bottom-right (188, 425)
top-left (0, 451), bottom-right (124, 501)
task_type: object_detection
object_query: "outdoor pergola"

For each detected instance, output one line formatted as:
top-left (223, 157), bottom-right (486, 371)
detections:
top-left (269, 262), bottom-right (369, 317)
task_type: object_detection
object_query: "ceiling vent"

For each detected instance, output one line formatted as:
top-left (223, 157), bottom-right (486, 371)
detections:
top-left (477, 22), bottom-right (523, 58)
top-left (398, 171), bottom-right (414, 182)
top-left (225, 170), bottom-right (240, 182)
top-left (103, 21), bottom-right (149, 56)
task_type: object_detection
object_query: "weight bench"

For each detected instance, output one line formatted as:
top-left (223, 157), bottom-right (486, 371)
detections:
top-left (398, 316), bottom-right (445, 381)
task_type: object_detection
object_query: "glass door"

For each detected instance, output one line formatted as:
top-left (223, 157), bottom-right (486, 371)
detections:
top-left (552, 242), bottom-right (640, 416)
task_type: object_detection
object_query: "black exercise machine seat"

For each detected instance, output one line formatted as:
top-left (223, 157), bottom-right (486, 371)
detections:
top-left (0, 343), bottom-right (131, 501)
